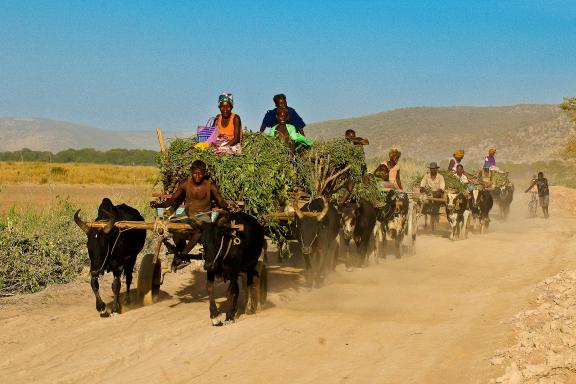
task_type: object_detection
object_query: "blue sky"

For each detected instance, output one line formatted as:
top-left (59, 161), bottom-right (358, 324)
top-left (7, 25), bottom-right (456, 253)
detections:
top-left (1, 0), bottom-right (575, 132)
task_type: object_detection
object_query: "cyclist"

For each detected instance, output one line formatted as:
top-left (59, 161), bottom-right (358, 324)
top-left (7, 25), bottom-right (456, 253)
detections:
top-left (525, 172), bottom-right (549, 218)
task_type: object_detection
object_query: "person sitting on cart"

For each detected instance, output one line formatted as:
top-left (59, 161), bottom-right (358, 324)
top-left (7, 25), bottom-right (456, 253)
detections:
top-left (420, 162), bottom-right (445, 198)
top-left (211, 93), bottom-right (242, 155)
top-left (448, 150), bottom-right (465, 173)
top-left (345, 129), bottom-right (369, 183)
top-left (420, 162), bottom-right (445, 219)
top-left (260, 93), bottom-right (306, 135)
top-left (477, 162), bottom-right (494, 189)
top-left (484, 147), bottom-right (500, 171)
top-left (455, 164), bottom-right (469, 184)
top-left (268, 107), bottom-right (311, 153)
top-left (374, 148), bottom-right (403, 190)
top-left (150, 160), bottom-right (230, 267)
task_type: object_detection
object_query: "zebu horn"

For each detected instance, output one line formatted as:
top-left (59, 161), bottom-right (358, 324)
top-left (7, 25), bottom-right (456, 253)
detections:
top-left (74, 209), bottom-right (90, 234)
top-left (293, 200), bottom-right (304, 220)
top-left (316, 196), bottom-right (330, 222)
top-left (103, 220), bottom-right (115, 234)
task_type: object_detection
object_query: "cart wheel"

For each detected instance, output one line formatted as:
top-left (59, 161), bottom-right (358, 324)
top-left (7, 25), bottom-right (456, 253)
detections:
top-left (259, 264), bottom-right (268, 305)
top-left (138, 253), bottom-right (160, 306)
top-left (152, 259), bottom-right (162, 298)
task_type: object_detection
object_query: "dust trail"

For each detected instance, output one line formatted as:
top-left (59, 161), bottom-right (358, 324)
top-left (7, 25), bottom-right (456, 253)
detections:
top-left (1, 187), bottom-right (575, 384)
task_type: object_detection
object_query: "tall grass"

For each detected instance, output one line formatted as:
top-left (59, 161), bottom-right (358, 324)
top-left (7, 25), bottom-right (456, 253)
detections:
top-left (0, 161), bottom-right (158, 185)
top-left (0, 195), bottom-right (157, 296)
top-left (0, 197), bottom-right (87, 295)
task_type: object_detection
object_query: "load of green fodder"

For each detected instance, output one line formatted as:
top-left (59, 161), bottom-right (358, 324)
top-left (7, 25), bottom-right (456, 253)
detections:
top-left (296, 139), bottom-right (365, 198)
top-left (0, 197), bottom-right (87, 296)
top-left (438, 170), bottom-right (468, 193)
top-left (466, 169), bottom-right (511, 188)
top-left (491, 170), bottom-right (511, 187)
top-left (158, 133), bottom-right (295, 224)
top-left (349, 178), bottom-right (388, 206)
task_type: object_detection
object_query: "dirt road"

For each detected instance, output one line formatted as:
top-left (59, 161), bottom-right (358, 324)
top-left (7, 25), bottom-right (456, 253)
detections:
top-left (1, 188), bottom-right (575, 384)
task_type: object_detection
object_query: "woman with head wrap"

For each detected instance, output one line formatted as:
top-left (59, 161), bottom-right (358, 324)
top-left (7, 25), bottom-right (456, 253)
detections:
top-left (484, 147), bottom-right (498, 170)
top-left (374, 148), bottom-right (403, 190)
top-left (211, 93), bottom-right (242, 155)
top-left (448, 149), bottom-right (465, 173)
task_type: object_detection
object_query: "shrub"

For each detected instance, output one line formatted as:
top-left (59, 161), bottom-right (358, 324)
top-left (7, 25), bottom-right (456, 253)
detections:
top-left (0, 197), bottom-right (88, 295)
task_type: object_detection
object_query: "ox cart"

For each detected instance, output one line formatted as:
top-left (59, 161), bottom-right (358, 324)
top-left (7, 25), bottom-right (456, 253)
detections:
top-left (82, 210), bottom-right (267, 307)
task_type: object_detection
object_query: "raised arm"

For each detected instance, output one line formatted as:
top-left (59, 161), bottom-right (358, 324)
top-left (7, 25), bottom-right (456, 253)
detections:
top-left (524, 180), bottom-right (536, 193)
top-left (373, 163), bottom-right (389, 179)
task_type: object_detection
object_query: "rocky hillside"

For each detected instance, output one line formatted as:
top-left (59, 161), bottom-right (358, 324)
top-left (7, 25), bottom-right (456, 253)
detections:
top-left (308, 104), bottom-right (575, 165)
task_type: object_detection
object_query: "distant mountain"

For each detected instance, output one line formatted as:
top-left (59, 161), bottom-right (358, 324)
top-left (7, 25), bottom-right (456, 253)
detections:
top-left (0, 117), bottom-right (189, 152)
top-left (307, 104), bottom-right (575, 164)
top-left (1, 104), bottom-right (574, 164)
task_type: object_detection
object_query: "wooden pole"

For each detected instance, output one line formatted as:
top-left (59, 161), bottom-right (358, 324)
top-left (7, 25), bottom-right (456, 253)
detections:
top-left (156, 128), bottom-right (168, 163)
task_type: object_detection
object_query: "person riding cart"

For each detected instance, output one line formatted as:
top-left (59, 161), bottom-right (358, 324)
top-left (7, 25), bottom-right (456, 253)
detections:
top-left (345, 129), bottom-right (369, 183)
top-left (374, 148), bottom-right (403, 190)
top-left (420, 162), bottom-right (445, 197)
top-left (150, 160), bottom-right (230, 269)
top-left (448, 149), bottom-right (465, 173)
top-left (209, 93), bottom-right (243, 155)
top-left (477, 163), bottom-right (495, 189)
top-left (268, 107), bottom-right (311, 153)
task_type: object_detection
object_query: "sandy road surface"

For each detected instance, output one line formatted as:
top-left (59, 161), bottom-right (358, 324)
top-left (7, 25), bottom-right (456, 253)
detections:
top-left (1, 188), bottom-right (575, 384)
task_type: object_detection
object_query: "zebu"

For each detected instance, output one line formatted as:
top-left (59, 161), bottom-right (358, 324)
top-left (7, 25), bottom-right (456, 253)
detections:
top-left (339, 198), bottom-right (378, 269)
top-left (469, 189), bottom-right (493, 233)
top-left (446, 192), bottom-right (470, 240)
top-left (74, 198), bottom-right (146, 315)
top-left (377, 190), bottom-right (414, 258)
top-left (194, 211), bottom-right (266, 326)
top-left (492, 184), bottom-right (514, 220)
top-left (293, 197), bottom-right (340, 287)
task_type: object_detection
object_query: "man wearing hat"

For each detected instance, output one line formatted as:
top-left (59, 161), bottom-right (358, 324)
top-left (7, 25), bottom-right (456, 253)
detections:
top-left (420, 162), bottom-right (445, 196)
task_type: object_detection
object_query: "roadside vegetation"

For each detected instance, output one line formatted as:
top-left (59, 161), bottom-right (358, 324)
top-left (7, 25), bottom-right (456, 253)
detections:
top-left (0, 195), bottom-right (155, 296)
top-left (560, 96), bottom-right (576, 160)
top-left (0, 197), bottom-right (87, 295)
top-left (0, 161), bottom-right (158, 185)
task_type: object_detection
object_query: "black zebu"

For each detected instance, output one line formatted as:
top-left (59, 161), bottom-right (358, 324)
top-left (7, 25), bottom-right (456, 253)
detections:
top-left (469, 189), bottom-right (493, 233)
top-left (194, 211), bottom-right (266, 326)
top-left (340, 198), bottom-right (377, 269)
top-left (74, 198), bottom-right (146, 315)
top-left (293, 197), bottom-right (340, 287)
top-left (421, 193), bottom-right (444, 232)
top-left (378, 190), bottom-right (411, 257)
top-left (491, 184), bottom-right (514, 220)
top-left (446, 192), bottom-right (469, 240)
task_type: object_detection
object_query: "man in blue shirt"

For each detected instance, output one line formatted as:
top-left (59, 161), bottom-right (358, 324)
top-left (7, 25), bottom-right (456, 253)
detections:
top-left (260, 94), bottom-right (306, 135)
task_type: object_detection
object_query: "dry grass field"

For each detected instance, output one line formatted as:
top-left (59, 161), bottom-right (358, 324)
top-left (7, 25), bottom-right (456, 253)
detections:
top-left (0, 161), bottom-right (158, 185)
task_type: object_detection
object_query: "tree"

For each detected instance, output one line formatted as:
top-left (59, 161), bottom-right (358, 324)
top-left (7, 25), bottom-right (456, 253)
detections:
top-left (560, 97), bottom-right (576, 159)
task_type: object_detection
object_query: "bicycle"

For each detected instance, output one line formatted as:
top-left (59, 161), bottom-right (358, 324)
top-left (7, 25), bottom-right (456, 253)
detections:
top-left (528, 191), bottom-right (538, 218)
